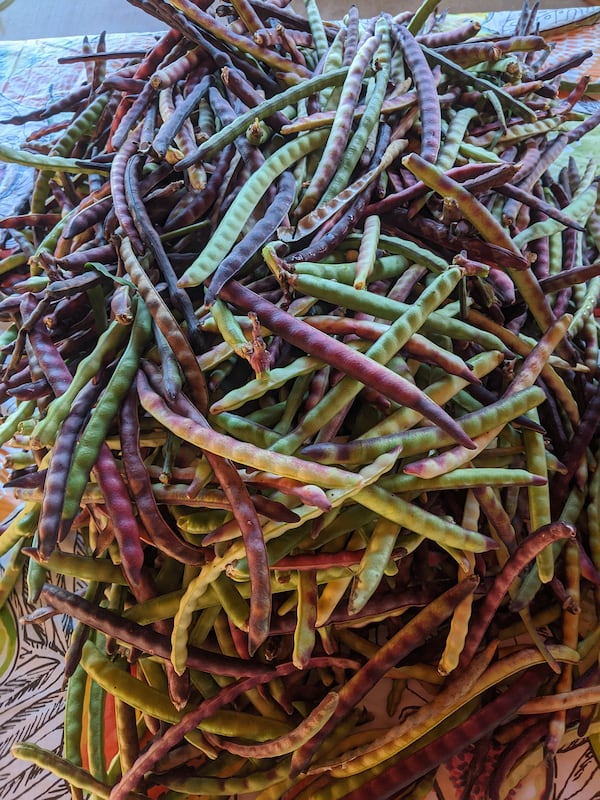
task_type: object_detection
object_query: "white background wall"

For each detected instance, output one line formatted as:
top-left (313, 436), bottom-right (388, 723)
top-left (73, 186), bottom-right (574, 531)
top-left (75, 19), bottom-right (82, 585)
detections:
top-left (0, 1), bottom-right (166, 39)
top-left (0, 0), bottom-right (592, 40)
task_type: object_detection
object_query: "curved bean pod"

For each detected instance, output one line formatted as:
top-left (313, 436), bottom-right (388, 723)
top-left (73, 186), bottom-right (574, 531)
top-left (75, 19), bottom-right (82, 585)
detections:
top-left (40, 584), bottom-right (283, 678)
top-left (289, 575), bottom-right (480, 775)
top-left (119, 236), bottom-right (209, 413)
top-left (395, 24), bottom-right (441, 163)
top-left (137, 370), bottom-right (361, 489)
top-left (0, 142), bottom-right (110, 175)
top-left (177, 67), bottom-right (349, 166)
top-left (178, 129), bottom-right (329, 287)
top-left (29, 319), bottom-right (126, 448)
top-left (11, 741), bottom-right (133, 800)
top-left (294, 34), bottom-right (381, 218)
top-left (205, 169), bottom-right (297, 304)
top-left (218, 280), bottom-right (476, 449)
top-left (354, 483), bottom-right (498, 553)
top-left (37, 379), bottom-right (104, 559)
top-left (119, 387), bottom-right (205, 565)
top-left (338, 666), bottom-right (549, 800)
top-left (459, 521), bottom-right (576, 668)
top-left (323, 18), bottom-right (391, 204)
top-left (60, 300), bottom-right (151, 530)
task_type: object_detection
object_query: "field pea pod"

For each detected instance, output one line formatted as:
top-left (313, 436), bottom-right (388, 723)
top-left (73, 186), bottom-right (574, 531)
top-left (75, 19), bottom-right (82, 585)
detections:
top-left (119, 238), bottom-right (209, 414)
top-left (11, 741), bottom-right (141, 800)
top-left (338, 666), bottom-right (549, 800)
top-left (303, 0), bottom-right (328, 59)
top-left (289, 138), bottom-right (408, 241)
top-left (294, 33), bottom-right (381, 218)
top-left (289, 576), bottom-right (480, 775)
top-left (354, 483), bottom-right (498, 553)
top-left (293, 567), bottom-right (318, 668)
top-left (0, 399), bottom-right (36, 449)
top-left (0, 539), bottom-right (28, 609)
top-left (0, 503), bottom-right (41, 559)
top-left (395, 24), bottom-right (441, 163)
top-left (177, 130), bottom-right (329, 288)
top-left (170, 449), bottom-right (399, 676)
top-left (207, 692), bottom-right (339, 759)
top-left (523, 408), bottom-right (554, 582)
top-left (60, 299), bottom-right (152, 527)
top-left (205, 170), bottom-right (298, 304)
top-left (0, 142), bottom-right (110, 175)
top-left (268, 266), bottom-right (465, 454)
top-left (323, 17), bottom-right (391, 204)
top-left (38, 378), bottom-right (105, 560)
top-left (460, 522), bottom-right (576, 669)
top-left (354, 216), bottom-right (380, 289)
top-left (404, 314), bottom-right (573, 479)
top-left (349, 517), bottom-right (402, 614)
top-left (63, 664), bottom-right (87, 768)
top-left (137, 370), bottom-right (362, 489)
top-left (403, 152), bottom-right (522, 258)
top-left (30, 319), bottom-right (128, 449)
top-left (380, 467), bottom-right (546, 494)
top-left (119, 387), bottom-right (205, 566)
top-left (177, 67), bottom-right (349, 166)
top-left (218, 280), bottom-right (477, 449)
top-left (87, 670), bottom-right (108, 785)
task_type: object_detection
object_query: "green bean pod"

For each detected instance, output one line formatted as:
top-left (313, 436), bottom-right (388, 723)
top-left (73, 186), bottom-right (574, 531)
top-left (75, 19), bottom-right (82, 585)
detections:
top-left (60, 300), bottom-right (152, 525)
top-left (178, 130), bottom-right (329, 287)
top-left (30, 320), bottom-right (128, 449)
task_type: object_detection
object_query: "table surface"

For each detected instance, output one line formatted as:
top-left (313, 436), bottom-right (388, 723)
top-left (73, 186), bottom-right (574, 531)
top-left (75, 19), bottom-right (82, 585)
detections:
top-left (2, 9), bottom-right (600, 799)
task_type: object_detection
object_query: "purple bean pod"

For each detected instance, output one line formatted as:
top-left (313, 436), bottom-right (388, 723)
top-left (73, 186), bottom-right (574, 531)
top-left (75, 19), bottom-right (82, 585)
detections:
top-left (119, 387), bottom-right (206, 566)
top-left (38, 380), bottom-right (104, 559)
top-left (290, 575), bottom-right (480, 775)
top-left (206, 170), bottom-right (297, 303)
top-left (294, 32), bottom-right (382, 218)
top-left (459, 521), bottom-right (576, 668)
top-left (164, 141), bottom-right (236, 231)
top-left (109, 133), bottom-right (144, 253)
top-left (110, 81), bottom-right (157, 152)
top-left (143, 362), bottom-right (272, 655)
top-left (218, 279), bottom-right (476, 449)
top-left (91, 444), bottom-right (152, 595)
top-left (394, 24), bottom-right (441, 162)
top-left (151, 74), bottom-right (212, 157)
top-left (40, 583), bottom-right (360, 681)
top-left (338, 665), bottom-right (550, 800)
top-left (123, 152), bottom-right (204, 350)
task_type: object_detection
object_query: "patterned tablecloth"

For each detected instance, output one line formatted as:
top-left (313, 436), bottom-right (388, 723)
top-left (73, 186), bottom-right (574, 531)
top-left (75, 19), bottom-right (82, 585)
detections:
top-left (2, 9), bottom-right (600, 799)
top-left (0, 31), bottom-right (158, 799)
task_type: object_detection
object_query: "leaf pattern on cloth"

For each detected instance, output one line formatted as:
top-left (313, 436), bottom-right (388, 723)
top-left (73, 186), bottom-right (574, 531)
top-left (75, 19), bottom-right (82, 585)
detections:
top-left (0, 575), bottom-right (72, 800)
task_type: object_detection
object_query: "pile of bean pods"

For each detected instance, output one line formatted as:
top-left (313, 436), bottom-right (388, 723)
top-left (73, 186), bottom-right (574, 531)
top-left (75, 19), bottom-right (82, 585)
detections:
top-left (2, 0), bottom-right (600, 797)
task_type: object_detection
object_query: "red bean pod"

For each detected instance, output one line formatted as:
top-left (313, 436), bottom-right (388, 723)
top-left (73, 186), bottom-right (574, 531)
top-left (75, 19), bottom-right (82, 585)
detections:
top-left (338, 665), bottom-right (549, 800)
top-left (219, 280), bottom-right (476, 449)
